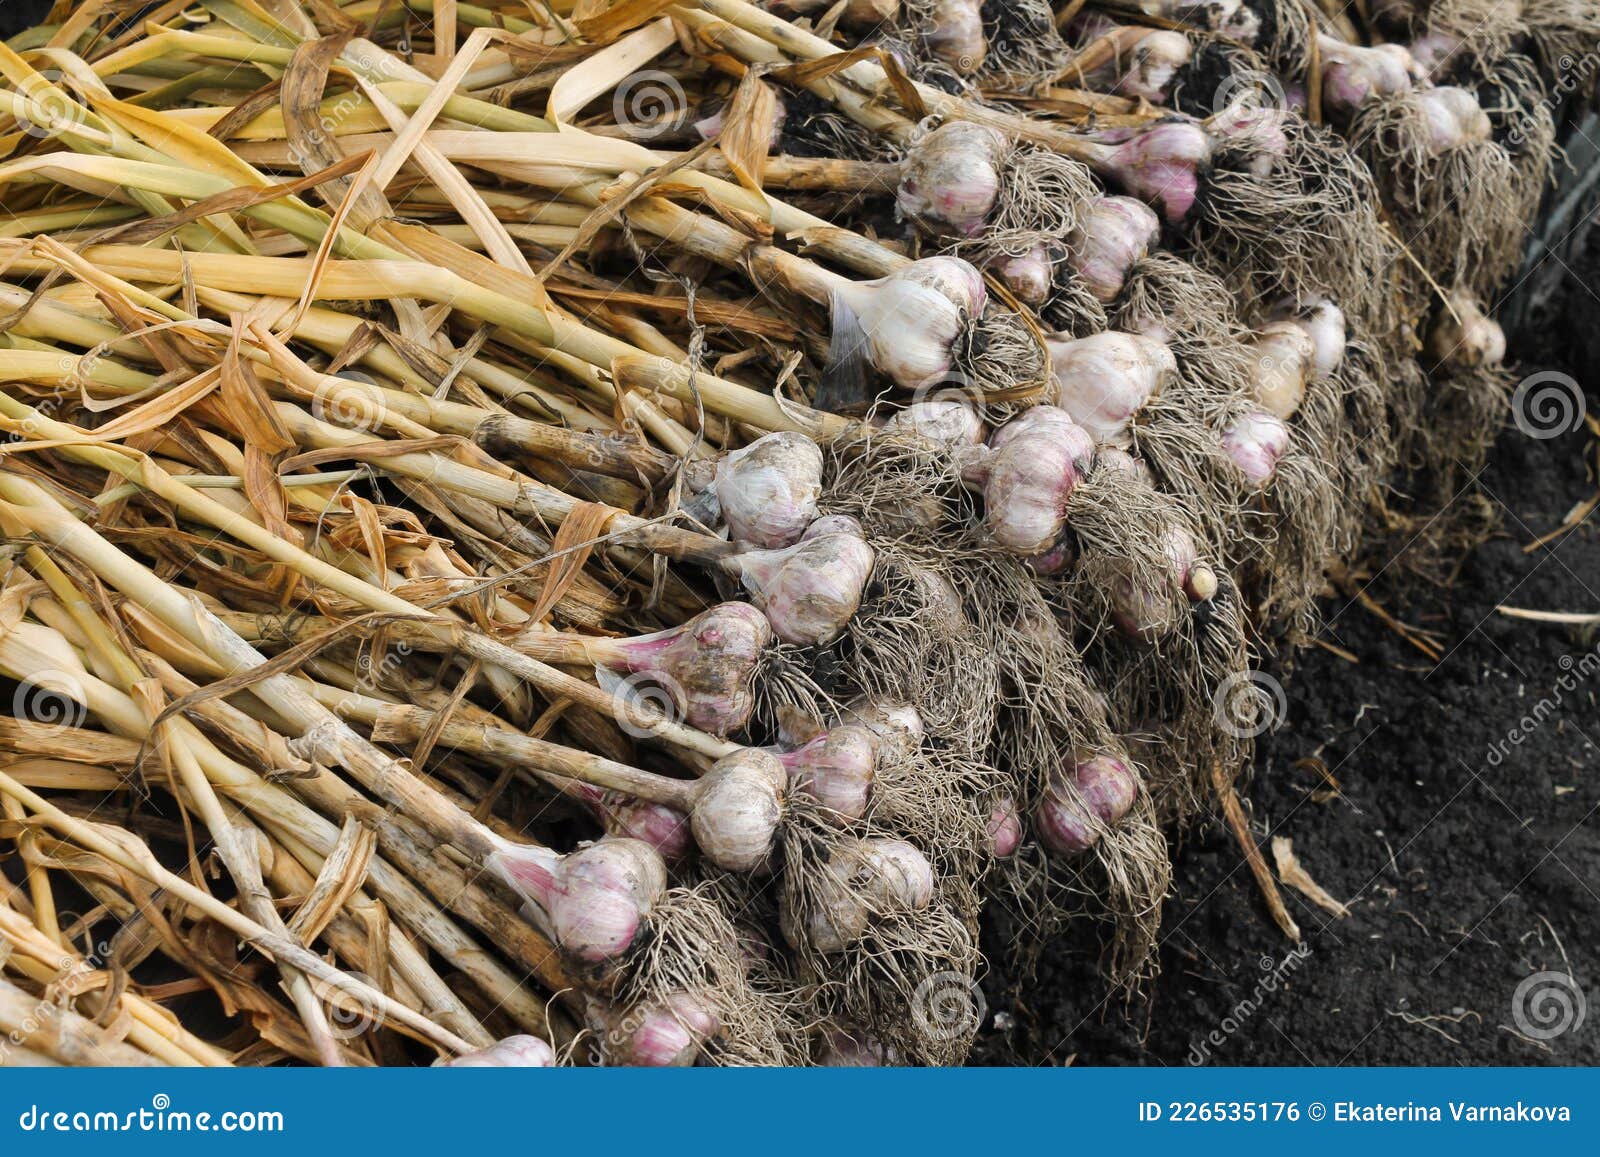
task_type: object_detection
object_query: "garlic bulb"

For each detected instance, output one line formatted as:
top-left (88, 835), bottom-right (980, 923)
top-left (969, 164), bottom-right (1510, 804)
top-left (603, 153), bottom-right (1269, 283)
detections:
top-left (1169, 0), bottom-right (1259, 44)
top-left (921, 0), bottom-right (988, 75)
top-left (604, 602), bottom-right (772, 737)
top-left (589, 991), bottom-right (718, 1067)
top-left (1095, 444), bottom-right (1156, 487)
top-left (779, 724), bottom-right (877, 821)
top-left (1247, 320), bottom-right (1317, 419)
top-left (965, 407), bottom-right (1097, 556)
top-left (1222, 410), bottom-right (1290, 486)
top-left (826, 257), bottom-right (986, 397)
top-left (816, 1025), bottom-right (901, 1066)
top-left (1414, 85), bottom-right (1492, 154)
top-left (1115, 30), bottom-right (1193, 104)
top-left (575, 783), bottom-right (693, 862)
top-left (438, 1035), bottom-right (556, 1068)
top-left (1287, 298), bottom-right (1348, 380)
top-left (690, 749), bottom-right (787, 872)
top-left (988, 796), bottom-right (1023, 858)
top-left (897, 121), bottom-right (1009, 237)
top-left (1408, 31), bottom-right (1463, 80)
top-left (994, 243), bottom-right (1057, 306)
top-left (1035, 754), bottom-right (1140, 856)
top-left (1067, 195), bottom-right (1162, 303)
top-left (730, 527), bottom-right (876, 646)
top-left (1208, 99), bottom-right (1289, 177)
top-left (1083, 120), bottom-right (1213, 224)
top-left (790, 836), bottom-right (936, 953)
top-left (882, 399), bottom-right (987, 448)
top-left (1046, 331), bottom-right (1177, 445)
top-left (801, 513), bottom-right (864, 541)
top-left (839, 698), bottom-right (926, 762)
top-left (713, 431), bottom-right (824, 549)
top-left (1425, 292), bottom-right (1505, 370)
top-left (487, 836), bottom-right (667, 964)
top-left (1319, 37), bottom-right (1417, 112)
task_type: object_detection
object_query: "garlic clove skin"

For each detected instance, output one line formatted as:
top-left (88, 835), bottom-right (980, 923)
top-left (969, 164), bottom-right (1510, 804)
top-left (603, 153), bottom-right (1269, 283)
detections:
top-left (976, 431), bottom-right (1086, 556)
top-left (988, 796), bottom-right (1024, 858)
top-left (1276, 297), bottom-right (1348, 381)
top-left (1046, 331), bottom-right (1177, 445)
top-left (732, 530), bottom-right (876, 647)
top-left (1408, 31), bottom-right (1463, 81)
top-left (1319, 38), bottom-right (1416, 112)
top-left (780, 724), bottom-right (877, 822)
top-left (1208, 99), bottom-right (1289, 177)
top-left (1248, 320), bottom-right (1317, 419)
top-left (858, 837), bottom-right (936, 913)
top-left (1222, 410), bottom-right (1291, 487)
top-left (577, 783), bottom-right (693, 862)
top-left (882, 399), bottom-right (987, 448)
top-left (897, 121), bottom-right (1009, 237)
top-left (1095, 444), bottom-right (1156, 488)
top-left (988, 404), bottom-right (1098, 464)
top-left (801, 513), bottom-right (864, 541)
top-left (1035, 754), bottom-right (1141, 856)
top-left (692, 749), bottom-right (787, 872)
top-left (921, 0), bottom-right (989, 75)
top-left (438, 1035), bottom-right (556, 1068)
top-left (713, 432), bottom-right (824, 549)
top-left (1067, 195), bottom-right (1162, 303)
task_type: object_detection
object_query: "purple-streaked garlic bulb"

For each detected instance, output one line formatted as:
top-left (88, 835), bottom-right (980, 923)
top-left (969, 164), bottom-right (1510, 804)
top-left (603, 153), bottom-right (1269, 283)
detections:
top-left (1247, 320), bottom-right (1317, 419)
top-left (1080, 120), bottom-right (1213, 224)
top-left (1414, 85), bottom-right (1492, 154)
top-left (898, 120), bottom-right (1009, 238)
top-left (1318, 37), bottom-right (1417, 112)
top-left (1096, 444), bottom-right (1156, 487)
top-left (882, 399), bottom-right (987, 448)
top-left (1425, 292), bottom-right (1505, 370)
top-left (839, 698), bottom-right (926, 762)
top-left (994, 243), bottom-right (1057, 306)
top-left (1407, 31), bottom-right (1463, 81)
top-left (687, 749), bottom-right (787, 872)
top-left (438, 1035), bottom-right (556, 1068)
top-left (816, 1025), bottom-right (902, 1066)
top-left (589, 991), bottom-right (718, 1067)
top-left (1026, 538), bottom-right (1076, 576)
top-left (729, 526), bottom-right (876, 646)
top-left (778, 724), bottom-right (877, 821)
top-left (597, 603), bottom-right (772, 737)
top-left (921, 0), bottom-right (988, 75)
top-left (1046, 331), bottom-right (1177, 445)
top-left (1067, 195), bottom-right (1162, 303)
top-left (795, 836), bottom-right (938, 953)
top-left (573, 783), bottom-right (693, 862)
top-left (713, 432), bottom-right (824, 549)
top-left (1035, 753), bottom-right (1140, 856)
top-left (828, 257), bottom-right (986, 391)
top-left (487, 837), bottom-right (666, 964)
top-left (964, 408), bottom-right (1096, 556)
top-left (1106, 524), bottom-right (1205, 639)
top-left (988, 796), bottom-right (1023, 858)
top-left (1222, 410), bottom-right (1290, 486)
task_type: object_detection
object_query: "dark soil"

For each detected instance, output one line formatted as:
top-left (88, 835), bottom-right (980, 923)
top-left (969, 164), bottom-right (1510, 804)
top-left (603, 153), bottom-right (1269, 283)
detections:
top-left (975, 272), bottom-right (1600, 1068)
